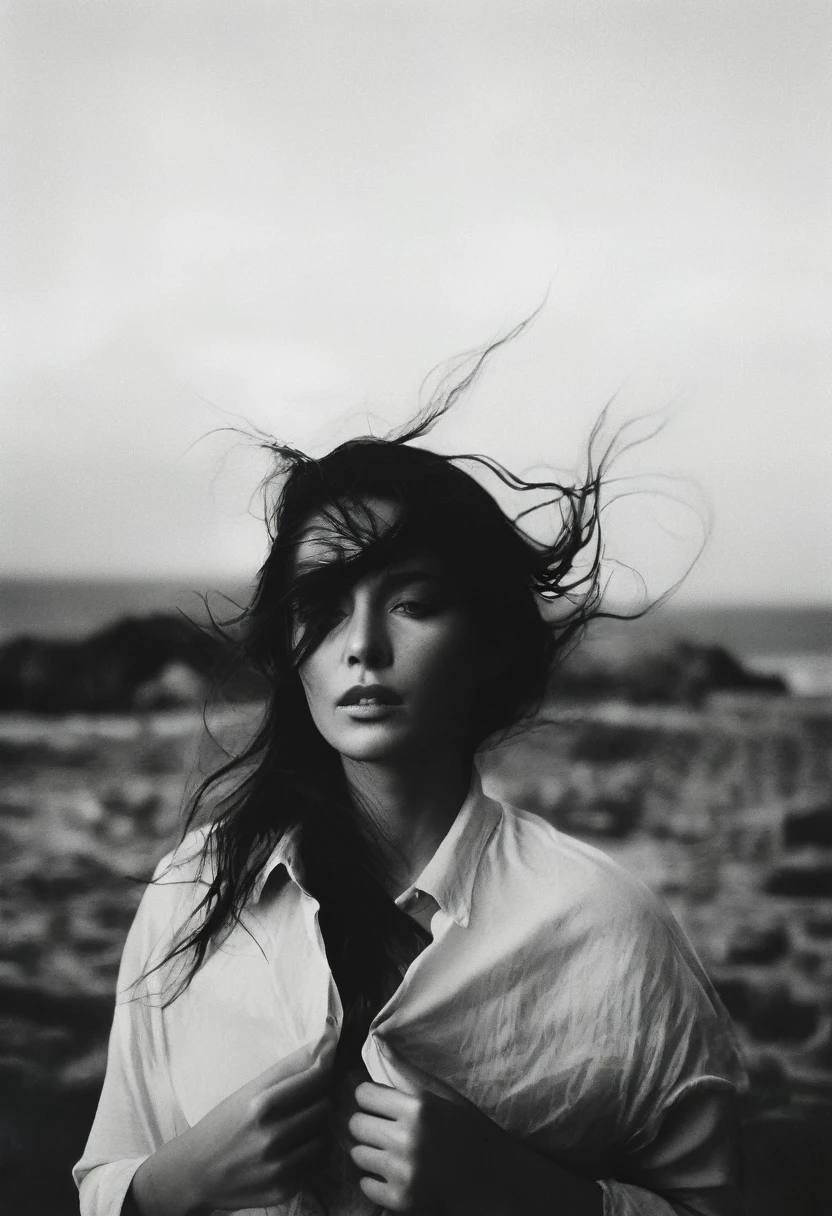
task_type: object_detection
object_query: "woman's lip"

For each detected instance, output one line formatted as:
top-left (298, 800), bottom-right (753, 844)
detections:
top-left (337, 685), bottom-right (402, 706)
top-left (337, 702), bottom-right (400, 720)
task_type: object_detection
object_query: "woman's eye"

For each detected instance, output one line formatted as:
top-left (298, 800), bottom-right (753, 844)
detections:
top-left (394, 598), bottom-right (435, 618)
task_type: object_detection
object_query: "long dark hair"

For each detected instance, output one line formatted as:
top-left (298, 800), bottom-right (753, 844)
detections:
top-left (151, 324), bottom-right (627, 1068)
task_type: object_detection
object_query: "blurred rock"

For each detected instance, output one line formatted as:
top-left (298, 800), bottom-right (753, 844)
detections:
top-left (715, 975), bottom-right (752, 1021)
top-left (727, 923), bottom-right (789, 965)
top-left (133, 660), bottom-right (209, 709)
top-left (554, 636), bottom-right (788, 705)
top-left (0, 614), bottom-right (264, 713)
top-left (784, 800), bottom-right (832, 849)
top-left (794, 948), bottom-right (832, 984)
top-left (764, 863), bottom-right (832, 898)
top-left (557, 786), bottom-right (643, 838)
top-left (748, 986), bottom-right (821, 1044)
top-left (59, 1043), bottom-right (109, 1090)
top-left (805, 913), bottom-right (832, 939)
top-left (715, 977), bottom-right (821, 1044)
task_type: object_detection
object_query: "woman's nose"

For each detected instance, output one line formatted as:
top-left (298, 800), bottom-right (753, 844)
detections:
top-left (344, 604), bottom-right (392, 669)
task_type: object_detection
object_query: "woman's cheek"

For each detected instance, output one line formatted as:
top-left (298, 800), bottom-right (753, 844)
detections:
top-left (411, 625), bottom-right (479, 706)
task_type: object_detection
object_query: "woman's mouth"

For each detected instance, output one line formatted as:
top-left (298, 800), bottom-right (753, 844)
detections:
top-left (337, 684), bottom-right (402, 719)
top-left (339, 700), bottom-right (399, 720)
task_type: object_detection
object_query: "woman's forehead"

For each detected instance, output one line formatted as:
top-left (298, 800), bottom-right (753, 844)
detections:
top-left (290, 495), bottom-right (401, 576)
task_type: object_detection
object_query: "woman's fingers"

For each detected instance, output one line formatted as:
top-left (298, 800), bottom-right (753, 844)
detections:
top-left (354, 1080), bottom-right (411, 1119)
top-left (349, 1142), bottom-right (392, 1180)
top-left (274, 1094), bottom-right (333, 1147)
top-left (358, 1174), bottom-right (394, 1207)
top-left (348, 1110), bottom-right (400, 1150)
top-left (269, 1095), bottom-right (334, 1154)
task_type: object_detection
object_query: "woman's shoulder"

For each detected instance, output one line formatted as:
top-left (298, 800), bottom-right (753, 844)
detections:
top-left (119, 826), bottom-right (216, 985)
top-left (492, 797), bottom-right (726, 995)
top-left (488, 798), bottom-right (744, 1082)
top-left (151, 823), bottom-right (215, 886)
top-left (492, 797), bottom-right (676, 934)
top-left (147, 825), bottom-right (218, 922)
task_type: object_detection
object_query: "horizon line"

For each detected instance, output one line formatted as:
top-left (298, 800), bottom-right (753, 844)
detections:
top-left (0, 571), bottom-right (830, 613)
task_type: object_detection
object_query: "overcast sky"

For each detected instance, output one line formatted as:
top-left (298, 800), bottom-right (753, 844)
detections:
top-left (2, 0), bottom-right (830, 604)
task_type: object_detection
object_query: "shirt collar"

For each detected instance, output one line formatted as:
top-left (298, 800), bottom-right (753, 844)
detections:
top-left (251, 825), bottom-right (305, 903)
top-left (250, 767), bottom-right (502, 926)
top-left (394, 767), bottom-right (501, 929)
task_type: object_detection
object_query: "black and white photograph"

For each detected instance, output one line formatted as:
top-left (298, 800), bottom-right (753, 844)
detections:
top-left (2, 3), bottom-right (831, 1214)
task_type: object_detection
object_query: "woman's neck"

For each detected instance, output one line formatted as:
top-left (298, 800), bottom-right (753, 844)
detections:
top-left (341, 749), bottom-right (472, 895)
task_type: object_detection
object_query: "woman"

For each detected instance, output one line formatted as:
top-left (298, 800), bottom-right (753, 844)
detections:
top-left (74, 341), bottom-right (747, 1216)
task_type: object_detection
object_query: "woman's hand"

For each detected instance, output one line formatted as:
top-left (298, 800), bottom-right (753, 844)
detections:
top-left (129, 1039), bottom-right (335, 1216)
top-left (349, 1079), bottom-right (497, 1214)
top-left (348, 1068), bottom-right (603, 1216)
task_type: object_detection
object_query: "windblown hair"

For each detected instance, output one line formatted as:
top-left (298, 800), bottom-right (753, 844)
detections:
top-left (150, 321), bottom-right (627, 1069)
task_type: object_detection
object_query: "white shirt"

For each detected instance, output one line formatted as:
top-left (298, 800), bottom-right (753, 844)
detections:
top-left (74, 773), bottom-right (747, 1216)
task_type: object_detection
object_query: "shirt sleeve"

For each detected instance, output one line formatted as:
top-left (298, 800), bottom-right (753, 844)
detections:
top-left (592, 885), bottom-right (748, 1216)
top-left (72, 854), bottom-right (191, 1216)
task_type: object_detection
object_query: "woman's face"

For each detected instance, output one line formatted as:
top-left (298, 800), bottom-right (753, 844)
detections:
top-left (291, 498), bottom-right (483, 765)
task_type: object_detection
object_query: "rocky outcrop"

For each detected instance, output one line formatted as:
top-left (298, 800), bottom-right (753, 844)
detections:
top-left (554, 636), bottom-right (787, 704)
top-left (0, 615), bottom-right (265, 713)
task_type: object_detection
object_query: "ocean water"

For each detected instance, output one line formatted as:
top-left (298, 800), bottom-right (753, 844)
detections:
top-left (1, 577), bottom-right (831, 693)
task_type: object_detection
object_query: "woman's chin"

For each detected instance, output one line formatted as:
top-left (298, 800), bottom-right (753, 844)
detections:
top-left (337, 740), bottom-right (409, 764)
top-left (330, 723), bottom-right (418, 764)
